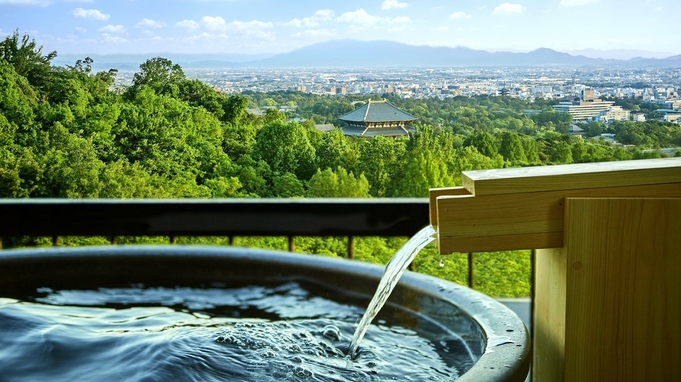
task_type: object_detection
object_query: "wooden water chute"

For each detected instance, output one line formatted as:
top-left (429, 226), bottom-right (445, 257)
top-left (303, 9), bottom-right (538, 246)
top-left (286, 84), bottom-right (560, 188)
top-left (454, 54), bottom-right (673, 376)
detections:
top-left (429, 158), bottom-right (681, 382)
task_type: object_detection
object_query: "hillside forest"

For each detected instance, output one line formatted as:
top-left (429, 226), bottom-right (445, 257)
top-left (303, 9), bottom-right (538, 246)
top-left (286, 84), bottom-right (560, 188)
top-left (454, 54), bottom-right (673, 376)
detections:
top-left (2, 32), bottom-right (680, 296)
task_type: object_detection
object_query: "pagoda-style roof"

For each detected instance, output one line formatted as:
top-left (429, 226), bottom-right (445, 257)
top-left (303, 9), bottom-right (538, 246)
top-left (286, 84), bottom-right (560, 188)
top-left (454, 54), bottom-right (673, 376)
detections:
top-left (339, 100), bottom-right (417, 123)
top-left (342, 125), bottom-right (416, 137)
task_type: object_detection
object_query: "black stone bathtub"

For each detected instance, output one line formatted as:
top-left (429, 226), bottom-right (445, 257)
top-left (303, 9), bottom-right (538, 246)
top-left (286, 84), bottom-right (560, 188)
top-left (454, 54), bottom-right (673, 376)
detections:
top-left (0, 246), bottom-right (530, 381)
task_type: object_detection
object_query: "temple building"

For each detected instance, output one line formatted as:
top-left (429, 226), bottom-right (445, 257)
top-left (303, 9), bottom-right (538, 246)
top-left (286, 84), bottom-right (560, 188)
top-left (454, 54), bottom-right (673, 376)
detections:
top-left (338, 99), bottom-right (417, 138)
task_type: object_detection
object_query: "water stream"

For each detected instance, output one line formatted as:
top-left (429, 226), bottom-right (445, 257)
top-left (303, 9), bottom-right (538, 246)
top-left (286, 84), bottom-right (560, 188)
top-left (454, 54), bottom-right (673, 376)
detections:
top-left (348, 225), bottom-right (437, 357)
top-left (0, 226), bottom-right (468, 381)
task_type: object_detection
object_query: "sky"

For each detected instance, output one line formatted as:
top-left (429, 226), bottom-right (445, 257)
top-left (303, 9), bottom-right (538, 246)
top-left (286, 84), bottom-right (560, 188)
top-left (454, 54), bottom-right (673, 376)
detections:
top-left (1, 0), bottom-right (680, 59)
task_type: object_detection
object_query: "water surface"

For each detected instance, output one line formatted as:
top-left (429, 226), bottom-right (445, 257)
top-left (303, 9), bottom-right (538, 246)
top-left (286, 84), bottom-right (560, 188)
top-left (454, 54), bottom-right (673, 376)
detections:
top-left (0, 280), bottom-right (463, 381)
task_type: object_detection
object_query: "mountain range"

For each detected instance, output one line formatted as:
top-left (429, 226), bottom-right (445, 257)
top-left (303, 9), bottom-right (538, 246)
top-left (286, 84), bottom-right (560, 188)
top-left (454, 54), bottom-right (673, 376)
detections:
top-left (54, 40), bottom-right (681, 70)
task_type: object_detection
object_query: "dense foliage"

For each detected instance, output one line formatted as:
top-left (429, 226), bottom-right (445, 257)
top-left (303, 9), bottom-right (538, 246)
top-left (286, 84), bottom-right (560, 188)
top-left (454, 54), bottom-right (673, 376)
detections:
top-left (2, 32), bottom-right (680, 296)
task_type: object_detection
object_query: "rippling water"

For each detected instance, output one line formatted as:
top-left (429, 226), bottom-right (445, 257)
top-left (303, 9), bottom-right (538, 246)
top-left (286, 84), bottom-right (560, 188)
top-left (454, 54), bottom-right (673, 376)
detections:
top-left (0, 281), bottom-right (464, 381)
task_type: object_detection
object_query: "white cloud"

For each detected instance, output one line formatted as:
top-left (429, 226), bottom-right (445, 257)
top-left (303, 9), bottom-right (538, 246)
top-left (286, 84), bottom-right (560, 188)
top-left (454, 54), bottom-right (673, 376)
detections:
top-left (72, 8), bottom-right (109, 21)
top-left (74, 27), bottom-right (86, 33)
top-left (560, 0), bottom-right (595, 6)
top-left (135, 18), bottom-right (166, 29)
top-left (175, 20), bottom-right (201, 31)
top-left (228, 20), bottom-right (274, 31)
top-left (174, 17), bottom-right (273, 40)
top-left (381, 0), bottom-right (408, 9)
top-left (493, 3), bottom-right (524, 15)
top-left (450, 11), bottom-right (472, 19)
top-left (201, 16), bottom-right (228, 31)
top-left (290, 29), bottom-right (336, 38)
top-left (336, 8), bottom-right (409, 26)
top-left (284, 9), bottom-right (334, 27)
top-left (101, 34), bottom-right (127, 43)
top-left (99, 24), bottom-right (126, 33)
top-left (227, 20), bottom-right (275, 40)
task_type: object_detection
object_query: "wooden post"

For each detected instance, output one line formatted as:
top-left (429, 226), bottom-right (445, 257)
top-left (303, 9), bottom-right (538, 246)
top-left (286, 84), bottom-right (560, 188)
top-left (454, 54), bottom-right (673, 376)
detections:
top-left (467, 252), bottom-right (475, 289)
top-left (533, 198), bottom-right (681, 381)
top-left (429, 158), bottom-right (681, 382)
top-left (347, 236), bottom-right (354, 259)
top-left (288, 236), bottom-right (294, 252)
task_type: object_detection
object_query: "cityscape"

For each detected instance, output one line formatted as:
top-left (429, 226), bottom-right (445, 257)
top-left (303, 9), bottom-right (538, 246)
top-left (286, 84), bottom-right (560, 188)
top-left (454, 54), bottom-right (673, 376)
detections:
top-left (114, 65), bottom-right (681, 125)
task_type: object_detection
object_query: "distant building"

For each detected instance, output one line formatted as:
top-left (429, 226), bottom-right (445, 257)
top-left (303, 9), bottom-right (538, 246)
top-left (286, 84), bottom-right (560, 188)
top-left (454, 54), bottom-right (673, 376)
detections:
top-left (631, 113), bottom-right (646, 122)
top-left (330, 86), bottom-right (347, 95)
top-left (597, 105), bottom-right (630, 123)
top-left (338, 99), bottom-right (417, 138)
top-left (569, 125), bottom-right (584, 137)
top-left (314, 124), bottom-right (335, 132)
top-left (553, 90), bottom-right (617, 122)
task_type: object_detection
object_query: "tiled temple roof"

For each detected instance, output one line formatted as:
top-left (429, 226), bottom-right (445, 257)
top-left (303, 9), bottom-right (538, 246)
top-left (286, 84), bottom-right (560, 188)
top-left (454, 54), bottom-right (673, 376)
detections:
top-left (339, 100), bottom-right (417, 123)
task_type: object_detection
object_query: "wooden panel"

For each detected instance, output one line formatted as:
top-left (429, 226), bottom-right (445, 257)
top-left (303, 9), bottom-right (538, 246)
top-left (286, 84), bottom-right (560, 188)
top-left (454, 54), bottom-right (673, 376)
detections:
top-left (533, 247), bottom-right (567, 382)
top-left (439, 231), bottom-right (562, 255)
top-left (428, 186), bottom-right (471, 228)
top-left (562, 198), bottom-right (681, 381)
top-left (435, 182), bottom-right (681, 253)
top-left (462, 158), bottom-right (681, 196)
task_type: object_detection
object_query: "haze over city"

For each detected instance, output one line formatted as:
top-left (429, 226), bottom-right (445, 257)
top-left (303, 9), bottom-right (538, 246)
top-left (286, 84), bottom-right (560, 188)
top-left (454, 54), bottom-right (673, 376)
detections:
top-left (1, 0), bottom-right (680, 60)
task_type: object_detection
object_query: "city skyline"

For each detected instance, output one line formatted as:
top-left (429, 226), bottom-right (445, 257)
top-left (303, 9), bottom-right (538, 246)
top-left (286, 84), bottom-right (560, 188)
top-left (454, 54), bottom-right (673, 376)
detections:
top-left (1, 0), bottom-right (680, 59)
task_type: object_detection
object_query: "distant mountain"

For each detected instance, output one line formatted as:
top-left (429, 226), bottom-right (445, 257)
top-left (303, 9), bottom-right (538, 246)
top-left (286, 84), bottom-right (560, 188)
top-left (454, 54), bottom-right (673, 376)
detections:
top-left (250, 40), bottom-right (675, 67)
top-left (627, 54), bottom-right (681, 67)
top-left (52, 52), bottom-right (272, 71)
top-left (566, 48), bottom-right (677, 60)
top-left (52, 40), bottom-right (681, 70)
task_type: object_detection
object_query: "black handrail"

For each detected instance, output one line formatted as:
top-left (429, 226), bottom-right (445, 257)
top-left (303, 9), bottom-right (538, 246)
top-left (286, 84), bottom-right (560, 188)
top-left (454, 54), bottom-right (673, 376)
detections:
top-left (0, 198), bottom-right (430, 237)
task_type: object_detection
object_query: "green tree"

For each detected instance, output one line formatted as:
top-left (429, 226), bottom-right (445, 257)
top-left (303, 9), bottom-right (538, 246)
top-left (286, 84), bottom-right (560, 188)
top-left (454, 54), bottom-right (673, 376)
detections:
top-left (253, 121), bottom-right (317, 180)
top-left (307, 167), bottom-right (370, 197)
top-left (498, 131), bottom-right (527, 162)
top-left (127, 57), bottom-right (186, 97)
top-left (316, 128), bottom-right (356, 171)
top-left (271, 172), bottom-right (305, 197)
top-left (0, 30), bottom-right (56, 92)
top-left (464, 131), bottom-right (499, 158)
top-left (357, 136), bottom-right (406, 197)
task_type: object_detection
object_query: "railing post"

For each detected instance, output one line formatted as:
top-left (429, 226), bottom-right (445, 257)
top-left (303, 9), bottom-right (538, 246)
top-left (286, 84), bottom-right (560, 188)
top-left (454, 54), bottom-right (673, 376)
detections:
top-left (109, 236), bottom-right (117, 245)
top-left (169, 236), bottom-right (175, 244)
top-left (347, 236), bottom-right (354, 259)
top-left (229, 236), bottom-right (234, 246)
top-left (288, 236), bottom-right (294, 252)
top-left (52, 236), bottom-right (59, 246)
top-left (467, 252), bottom-right (475, 289)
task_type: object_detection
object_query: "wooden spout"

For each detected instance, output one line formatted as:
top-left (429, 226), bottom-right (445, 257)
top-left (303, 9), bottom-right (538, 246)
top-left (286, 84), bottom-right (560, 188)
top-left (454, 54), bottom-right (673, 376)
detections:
top-left (430, 158), bottom-right (681, 254)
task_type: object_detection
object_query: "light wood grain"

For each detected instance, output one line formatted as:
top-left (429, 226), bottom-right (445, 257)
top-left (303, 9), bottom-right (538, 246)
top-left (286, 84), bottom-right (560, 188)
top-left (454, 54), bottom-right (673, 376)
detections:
top-left (435, 182), bottom-right (681, 253)
top-left (462, 158), bottom-right (681, 196)
top-left (428, 186), bottom-right (471, 228)
top-left (533, 247), bottom-right (566, 382)
top-left (560, 198), bottom-right (681, 381)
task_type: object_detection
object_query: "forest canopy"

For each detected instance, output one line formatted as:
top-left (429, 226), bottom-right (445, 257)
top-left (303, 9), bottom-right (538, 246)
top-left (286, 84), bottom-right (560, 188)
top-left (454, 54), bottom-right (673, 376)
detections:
top-left (3, 31), bottom-right (680, 296)
top-left (3, 31), bottom-right (680, 200)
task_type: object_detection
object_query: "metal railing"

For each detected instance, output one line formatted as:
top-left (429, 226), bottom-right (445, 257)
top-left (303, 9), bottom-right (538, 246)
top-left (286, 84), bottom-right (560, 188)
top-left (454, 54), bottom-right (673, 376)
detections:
top-left (0, 198), bottom-right (519, 291)
top-left (0, 198), bottom-right (427, 258)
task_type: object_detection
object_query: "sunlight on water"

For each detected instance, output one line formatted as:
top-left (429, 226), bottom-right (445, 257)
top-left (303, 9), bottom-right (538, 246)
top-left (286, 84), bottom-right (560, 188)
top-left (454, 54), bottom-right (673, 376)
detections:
top-left (348, 225), bottom-right (437, 357)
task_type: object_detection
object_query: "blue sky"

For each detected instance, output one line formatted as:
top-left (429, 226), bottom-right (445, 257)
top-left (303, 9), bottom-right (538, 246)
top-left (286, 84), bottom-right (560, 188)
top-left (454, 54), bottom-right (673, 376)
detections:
top-left (1, 0), bottom-right (679, 58)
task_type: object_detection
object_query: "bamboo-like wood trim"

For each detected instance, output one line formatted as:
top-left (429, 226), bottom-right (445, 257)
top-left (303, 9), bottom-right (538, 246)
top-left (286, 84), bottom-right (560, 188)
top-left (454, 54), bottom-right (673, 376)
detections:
top-left (462, 158), bottom-right (681, 196)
